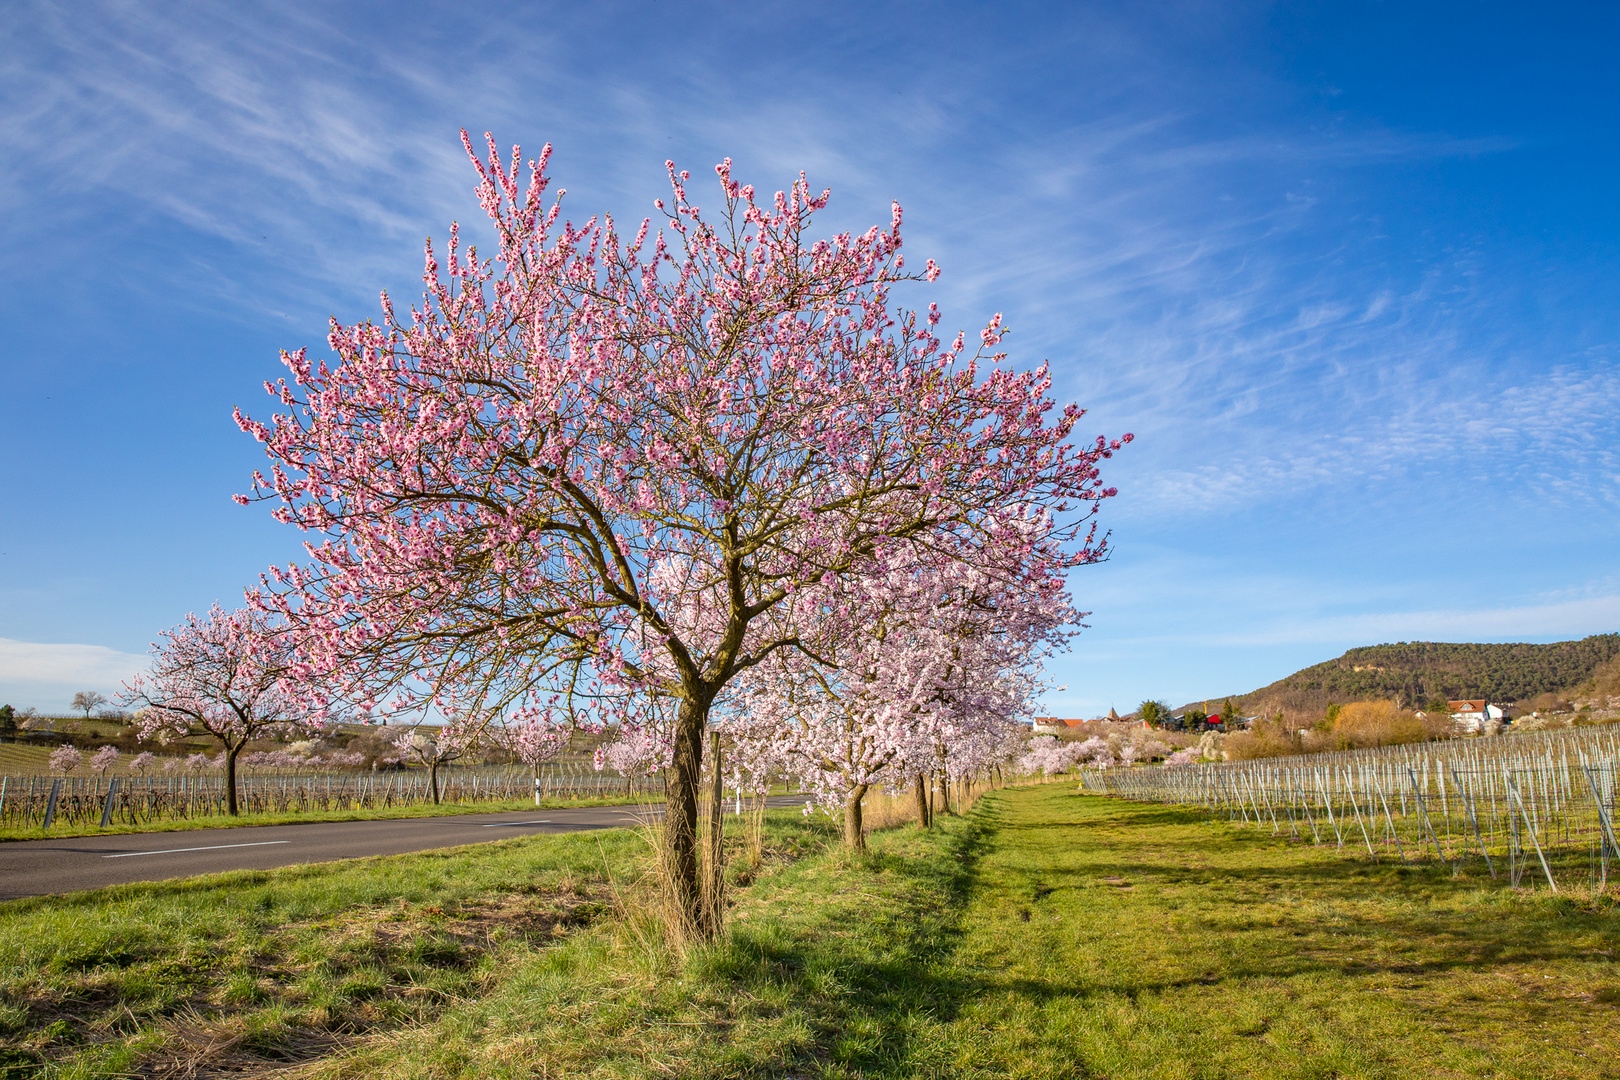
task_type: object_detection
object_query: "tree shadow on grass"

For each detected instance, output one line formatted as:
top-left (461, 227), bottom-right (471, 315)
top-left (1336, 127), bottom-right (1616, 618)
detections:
top-left (623, 792), bottom-right (1617, 1078)
top-left (684, 814), bottom-right (1002, 1078)
top-left (984, 796), bottom-right (1620, 1001)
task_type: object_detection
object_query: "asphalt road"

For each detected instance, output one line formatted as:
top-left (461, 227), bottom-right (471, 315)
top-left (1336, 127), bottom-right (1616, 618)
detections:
top-left (0, 796), bottom-right (809, 901)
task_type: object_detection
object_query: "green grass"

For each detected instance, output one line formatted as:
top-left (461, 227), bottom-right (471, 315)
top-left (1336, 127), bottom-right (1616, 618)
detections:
top-left (0, 793), bottom-right (655, 843)
top-left (0, 820), bottom-right (665, 1078)
top-left (4, 786), bottom-right (1617, 1078)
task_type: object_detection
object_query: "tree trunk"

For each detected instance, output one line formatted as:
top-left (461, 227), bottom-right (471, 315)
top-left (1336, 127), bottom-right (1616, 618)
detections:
top-left (225, 742), bottom-right (242, 816)
top-left (666, 694), bottom-right (708, 938)
top-left (913, 772), bottom-right (930, 829)
top-left (843, 784), bottom-right (869, 849)
top-left (429, 761), bottom-right (441, 804)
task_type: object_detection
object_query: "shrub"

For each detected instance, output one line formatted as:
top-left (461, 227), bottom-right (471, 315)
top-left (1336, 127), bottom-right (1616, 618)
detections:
top-left (1324, 700), bottom-right (1451, 750)
top-left (1224, 718), bottom-right (1304, 760)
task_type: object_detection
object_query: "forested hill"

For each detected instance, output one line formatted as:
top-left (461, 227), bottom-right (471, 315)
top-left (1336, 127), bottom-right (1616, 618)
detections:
top-left (1232, 634), bottom-right (1620, 717)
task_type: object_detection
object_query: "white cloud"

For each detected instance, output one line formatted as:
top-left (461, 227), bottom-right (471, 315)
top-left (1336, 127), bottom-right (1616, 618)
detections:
top-left (0, 639), bottom-right (148, 693)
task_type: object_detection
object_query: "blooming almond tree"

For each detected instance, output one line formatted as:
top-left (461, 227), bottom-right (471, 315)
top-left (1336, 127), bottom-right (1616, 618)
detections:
top-left (391, 722), bottom-right (477, 804)
top-left (121, 605), bottom-right (324, 815)
top-left (89, 745), bottom-right (120, 776)
top-left (727, 550), bottom-right (1067, 847)
top-left (497, 717), bottom-right (569, 803)
top-left (236, 132), bottom-right (1127, 935)
top-left (49, 745), bottom-right (82, 775)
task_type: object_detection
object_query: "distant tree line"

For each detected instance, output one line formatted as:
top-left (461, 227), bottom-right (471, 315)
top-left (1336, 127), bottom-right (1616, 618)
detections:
top-left (1232, 634), bottom-right (1620, 719)
top-left (1138, 698), bottom-right (1238, 733)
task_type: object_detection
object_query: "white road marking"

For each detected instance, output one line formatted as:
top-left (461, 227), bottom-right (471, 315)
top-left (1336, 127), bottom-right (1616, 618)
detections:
top-left (481, 820), bottom-right (553, 827)
top-left (103, 841), bottom-right (291, 859)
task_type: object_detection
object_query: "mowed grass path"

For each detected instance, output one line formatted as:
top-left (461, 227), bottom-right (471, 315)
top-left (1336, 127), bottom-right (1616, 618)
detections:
top-left (3, 784), bottom-right (1616, 1077)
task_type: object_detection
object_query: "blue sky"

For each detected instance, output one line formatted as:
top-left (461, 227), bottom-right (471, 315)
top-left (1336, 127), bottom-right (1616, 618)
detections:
top-left (2, 1), bottom-right (1617, 716)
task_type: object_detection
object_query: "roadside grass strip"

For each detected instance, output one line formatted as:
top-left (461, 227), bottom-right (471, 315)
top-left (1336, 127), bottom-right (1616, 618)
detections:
top-left (3, 785), bottom-right (1617, 1078)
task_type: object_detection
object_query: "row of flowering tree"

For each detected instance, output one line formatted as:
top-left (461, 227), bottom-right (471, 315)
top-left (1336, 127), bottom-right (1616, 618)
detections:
top-left (718, 551), bottom-right (1073, 847)
top-left (226, 133), bottom-right (1126, 937)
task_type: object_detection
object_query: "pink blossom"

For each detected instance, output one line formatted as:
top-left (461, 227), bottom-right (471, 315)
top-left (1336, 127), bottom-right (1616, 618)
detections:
top-left (89, 746), bottom-right (120, 776)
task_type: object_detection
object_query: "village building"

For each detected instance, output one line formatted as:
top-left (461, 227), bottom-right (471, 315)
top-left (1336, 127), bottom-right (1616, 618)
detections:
top-left (1446, 699), bottom-right (1507, 733)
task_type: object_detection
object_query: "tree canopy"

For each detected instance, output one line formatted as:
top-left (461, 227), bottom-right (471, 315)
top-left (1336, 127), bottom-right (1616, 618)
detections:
top-left (236, 133), bottom-right (1127, 934)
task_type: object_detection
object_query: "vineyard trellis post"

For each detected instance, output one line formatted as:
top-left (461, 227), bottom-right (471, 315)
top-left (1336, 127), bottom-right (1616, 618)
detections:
top-left (99, 778), bottom-right (120, 829)
top-left (1581, 765), bottom-right (1619, 888)
top-left (42, 778), bottom-right (62, 828)
top-left (1342, 770), bottom-right (1378, 859)
top-left (1507, 776), bottom-right (1558, 892)
top-left (1448, 765), bottom-right (1496, 878)
top-left (1406, 767), bottom-right (1449, 869)
top-left (1372, 773), bottom-right (1408, 864)
top-left (1316, 771), bottom-right (1344, 850)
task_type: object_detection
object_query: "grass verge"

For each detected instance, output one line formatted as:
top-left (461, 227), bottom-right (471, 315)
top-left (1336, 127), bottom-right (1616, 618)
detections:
top-left (3, 785), bottom-right (1616, 1078)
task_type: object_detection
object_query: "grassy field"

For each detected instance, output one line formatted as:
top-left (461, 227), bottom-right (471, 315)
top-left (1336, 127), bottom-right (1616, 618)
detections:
top-left (2, 785), bottom-right (1616, 1078)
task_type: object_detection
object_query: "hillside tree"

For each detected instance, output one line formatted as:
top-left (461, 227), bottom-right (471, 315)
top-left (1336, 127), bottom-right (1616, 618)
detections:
top-left (72, 691), bottom-right (107, 721)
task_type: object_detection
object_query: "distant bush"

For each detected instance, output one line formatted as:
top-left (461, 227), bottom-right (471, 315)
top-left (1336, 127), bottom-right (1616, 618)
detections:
top-left (1322, 700), bottom-right (1453, 750)
top-left (1224, 719), bottom-right (1304, 760)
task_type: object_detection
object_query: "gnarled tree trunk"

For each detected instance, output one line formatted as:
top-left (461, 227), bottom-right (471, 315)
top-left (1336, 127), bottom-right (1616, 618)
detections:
top-left (913, 772), bottom-right (930, 829)
top-left (843, 783), bottom-right (869, 849)
top-left (666, 694), bottom-right (709, 938)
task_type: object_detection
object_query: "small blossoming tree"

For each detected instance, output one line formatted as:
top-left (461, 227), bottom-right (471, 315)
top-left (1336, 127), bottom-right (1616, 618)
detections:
top-left (49, 745), bottom-right (83, 774)
top-left (391, 722), bottom-right (477, 804)
top-left (498, 718), bottom-right (570, 804)
top-left (726, 550), bottom-right (1068, 847)
top-left (121, 605), bottom-right (324, 814)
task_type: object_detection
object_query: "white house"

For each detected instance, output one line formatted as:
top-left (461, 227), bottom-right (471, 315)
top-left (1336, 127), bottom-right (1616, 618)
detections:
top-left (1446, 699), bottom-right (1507, 733)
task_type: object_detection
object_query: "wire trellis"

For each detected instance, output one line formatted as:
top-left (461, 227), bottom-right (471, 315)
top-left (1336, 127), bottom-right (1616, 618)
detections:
top-left (1079, 726), bottom-right (1620, 892)
top-left (0, 760), bottom-right (661, 830)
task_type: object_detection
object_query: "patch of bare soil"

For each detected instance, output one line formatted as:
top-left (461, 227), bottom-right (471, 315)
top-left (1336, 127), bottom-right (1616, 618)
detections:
top-left (98, 889), bottom-right (611, 1079)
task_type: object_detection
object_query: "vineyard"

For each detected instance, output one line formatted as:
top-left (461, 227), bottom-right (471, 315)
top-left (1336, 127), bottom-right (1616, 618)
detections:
top-left (0, 760), bottom-right (660, 830)
top-left (1081, 724), bottom-right (1620, 892)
